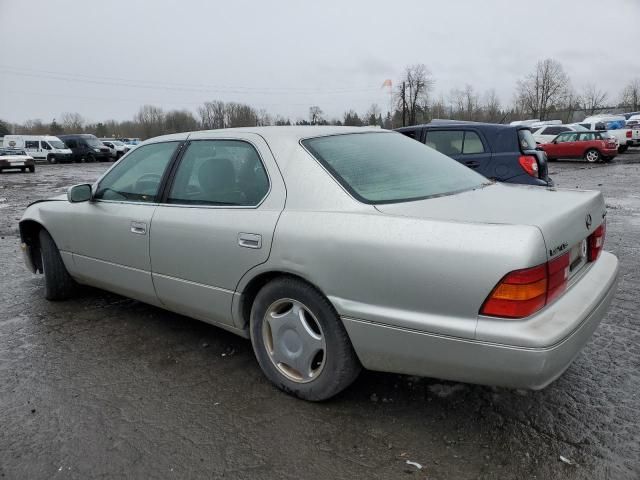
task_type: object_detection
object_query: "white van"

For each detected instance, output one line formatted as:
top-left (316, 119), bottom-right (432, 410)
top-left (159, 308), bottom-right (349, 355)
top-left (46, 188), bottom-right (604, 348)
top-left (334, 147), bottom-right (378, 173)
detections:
top-left (2, 135), bottom-right (73, 163)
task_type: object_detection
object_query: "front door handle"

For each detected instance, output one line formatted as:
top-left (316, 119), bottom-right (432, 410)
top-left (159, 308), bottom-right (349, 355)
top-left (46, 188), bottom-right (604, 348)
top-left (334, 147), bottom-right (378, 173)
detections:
top-left (238, 233), bottom-right (262, 249)
top-left (130, 221), bottom-right (147, 235)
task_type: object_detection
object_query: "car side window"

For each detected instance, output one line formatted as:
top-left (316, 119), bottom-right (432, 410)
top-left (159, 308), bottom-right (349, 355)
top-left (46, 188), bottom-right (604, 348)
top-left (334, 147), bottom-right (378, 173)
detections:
top-left (41, 141), bottom-right (51, 150)
top-left (400, 129), bottom-right (418, 140)
top-left (462, 131), bottom-right (484, 154)
top-left (25, 141), bottom-right (39, 149)
top-left (167, 140), bottom-right (269, 207)
top-left (94, 141), bottom-right (178, 202)
top-left (580, 133), bottom-right (595, 141)
top-left (424, 130), bottom-right (463, 156)
top-left (65, 139), bottom-right (77, 148)
top-left (555, 133), bottom-right (570, 143)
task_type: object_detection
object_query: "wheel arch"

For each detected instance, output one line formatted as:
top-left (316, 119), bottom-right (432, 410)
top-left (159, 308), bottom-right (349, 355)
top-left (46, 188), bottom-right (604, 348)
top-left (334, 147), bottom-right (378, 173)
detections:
top-left (235, 270), bottom-right (334, 331)
top-left (19, 219), bottom-right (46, 273)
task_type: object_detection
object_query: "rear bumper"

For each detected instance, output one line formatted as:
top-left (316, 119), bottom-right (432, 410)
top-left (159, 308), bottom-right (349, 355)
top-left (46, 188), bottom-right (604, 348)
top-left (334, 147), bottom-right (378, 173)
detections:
top-left (343, 252), bottom-right (619, 389)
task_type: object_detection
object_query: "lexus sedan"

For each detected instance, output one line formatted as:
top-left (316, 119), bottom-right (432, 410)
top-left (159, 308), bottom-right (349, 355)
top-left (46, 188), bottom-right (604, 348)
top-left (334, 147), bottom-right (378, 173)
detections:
top-left (19, 127), bottom-right (619, 401)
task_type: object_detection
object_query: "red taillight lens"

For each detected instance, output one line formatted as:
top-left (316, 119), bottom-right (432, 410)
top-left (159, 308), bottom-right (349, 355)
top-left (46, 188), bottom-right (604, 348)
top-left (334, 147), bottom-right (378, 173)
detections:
top-left (626, 130), bottom-right (632, 138)
top-left (588, 222), bottom-right (606, 261)
top-left (518, 155), bottom-right (539, 178)
top-left (480, 252), bottom-right (571, 319)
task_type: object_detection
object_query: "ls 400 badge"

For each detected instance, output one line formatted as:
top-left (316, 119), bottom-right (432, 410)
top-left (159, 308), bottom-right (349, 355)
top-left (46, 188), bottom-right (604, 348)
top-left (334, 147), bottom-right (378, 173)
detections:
top-left (549, 242), bottom-right (569, 257)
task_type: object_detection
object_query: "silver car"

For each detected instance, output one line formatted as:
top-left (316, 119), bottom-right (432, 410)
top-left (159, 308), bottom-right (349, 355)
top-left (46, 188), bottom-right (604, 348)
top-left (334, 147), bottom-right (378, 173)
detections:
top-left (19, 127), bottom-right (619, 401)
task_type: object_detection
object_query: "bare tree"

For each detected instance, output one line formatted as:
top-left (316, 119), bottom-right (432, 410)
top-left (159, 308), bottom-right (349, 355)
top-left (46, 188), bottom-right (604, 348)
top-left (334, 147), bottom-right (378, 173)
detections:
top-left (257, 109), bottom-right (273, 126)
top-left (581, 83), bottom-right (607, 115)
top-left (309, 106), bottom-right (324, 125)
top-left (482, 89), bottom-right (502, 122)
top-left (226, 102), bottom-right (258, 127)
top-left (621, 79), bottom-right (640, 110)
top-left (60, 112), bottom-right (85, 132)
top-left (396, 64), bottom-right (434, 126)
top-left (165, 110), bottom-right (198, 134)
top-left (198, 101), bottom-right (226, 130)
top-left (135, 105), bottom-right (165, 139)
top-left (516, 59), bottom-right (570, 120)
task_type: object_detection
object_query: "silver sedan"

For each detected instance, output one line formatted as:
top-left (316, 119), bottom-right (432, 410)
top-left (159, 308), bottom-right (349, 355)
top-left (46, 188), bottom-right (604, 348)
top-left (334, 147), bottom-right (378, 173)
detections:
top-left (19, 127), bottom-right (619, 400)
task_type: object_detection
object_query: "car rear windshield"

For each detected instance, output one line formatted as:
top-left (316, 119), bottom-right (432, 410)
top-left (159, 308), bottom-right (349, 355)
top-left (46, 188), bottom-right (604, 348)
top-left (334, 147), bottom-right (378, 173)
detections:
top-left (302, 132), bottom-right (487, 204)
top-left (518, 128), bottom-right (537, 150)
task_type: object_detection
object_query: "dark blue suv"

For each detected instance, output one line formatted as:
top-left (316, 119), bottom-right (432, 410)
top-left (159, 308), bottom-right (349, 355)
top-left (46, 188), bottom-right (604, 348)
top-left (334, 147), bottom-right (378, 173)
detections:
top-left (395, 121), bottom-right (552, 187)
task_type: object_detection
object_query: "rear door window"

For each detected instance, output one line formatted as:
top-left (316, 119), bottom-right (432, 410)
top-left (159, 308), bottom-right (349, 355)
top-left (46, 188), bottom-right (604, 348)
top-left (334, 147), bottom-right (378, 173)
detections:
top-left (424, 130), bottom-right (464, 156)
top-left (167, 140), bottom-right (269, 206)
top-left (25, 141), bottom-right (39, 149)
top-left (65, 139), bottom-right (77, 148)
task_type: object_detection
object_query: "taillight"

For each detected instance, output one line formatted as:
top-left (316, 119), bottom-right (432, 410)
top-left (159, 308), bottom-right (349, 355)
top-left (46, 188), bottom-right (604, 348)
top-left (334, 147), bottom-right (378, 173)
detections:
top-left (480, 252), bottom-right (570, 319)
top-left (518, 155), bottom-right (539, 178)
top-left (588, 222), bottom-right (606, 261)
top-left (626, 130), bottom-right (632, 138)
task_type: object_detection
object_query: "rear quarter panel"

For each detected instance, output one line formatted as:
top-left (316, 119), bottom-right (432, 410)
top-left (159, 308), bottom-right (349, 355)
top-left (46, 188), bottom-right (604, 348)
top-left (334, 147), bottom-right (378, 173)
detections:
top-left (249, 210), bottom-right (547, 340)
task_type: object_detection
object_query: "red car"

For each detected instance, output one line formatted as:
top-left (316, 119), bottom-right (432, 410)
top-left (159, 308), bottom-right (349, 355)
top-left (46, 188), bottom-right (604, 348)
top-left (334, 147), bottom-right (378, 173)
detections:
top-left (541, 131), bottom-right (617, 163)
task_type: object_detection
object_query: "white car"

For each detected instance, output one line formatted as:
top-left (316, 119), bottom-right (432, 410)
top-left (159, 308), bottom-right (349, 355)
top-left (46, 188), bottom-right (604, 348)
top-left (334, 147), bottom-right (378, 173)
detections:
top-left (530, 124), bottom-right (587, 144)
top-left (0, 148), bottom-right (35, 173)
top-left (100, 140), bottom-right (130, 159)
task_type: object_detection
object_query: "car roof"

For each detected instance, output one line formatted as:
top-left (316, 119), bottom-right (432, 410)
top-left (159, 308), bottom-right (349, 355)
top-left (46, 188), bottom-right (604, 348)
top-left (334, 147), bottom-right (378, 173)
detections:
top-left (396, 121), bottom-right (517, 132)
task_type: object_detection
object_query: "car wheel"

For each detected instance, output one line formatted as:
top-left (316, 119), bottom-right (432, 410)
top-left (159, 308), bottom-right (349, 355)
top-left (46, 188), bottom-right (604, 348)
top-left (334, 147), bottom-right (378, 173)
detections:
top-left (38, 229), bottom-right (78, 301)
top-left (584, 149), bottom-right (600, 163)
top-left (28, 166), bottom-right (35, 173)
top-left (47, 155), bottom-right (57, 164)
top-left (86, 154), bottom-right (95, 163)
top-left (21, 167), bottom-right (26, 172)
top-left (250, 277), bottom-right (361, 401)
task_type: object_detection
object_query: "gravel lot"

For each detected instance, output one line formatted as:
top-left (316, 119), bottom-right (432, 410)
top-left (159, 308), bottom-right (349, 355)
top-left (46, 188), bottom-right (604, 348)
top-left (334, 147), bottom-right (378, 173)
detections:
top-left (1, 152), bottom-right (639, 479)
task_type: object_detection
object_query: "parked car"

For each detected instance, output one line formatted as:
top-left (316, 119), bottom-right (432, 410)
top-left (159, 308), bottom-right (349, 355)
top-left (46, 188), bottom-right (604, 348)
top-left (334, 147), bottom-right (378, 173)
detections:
top-left (0, 148), bottom-right (35, 173)
top-left (57, 134), bottom-right (111, 162)
top-left (530, 124), bottom-right (587, 144)
top-left (117, 137), bottom-right (141, 146)
top-left (541, 131), bottom-right (618, 162)
top-left (19, 127), bottom-right (619, 401)
top-left (396, 121), bottom-right (552, 187)
top-left (100, 139), bottom-right (130, 159)
top-left (2, 135), bottom-right (73, 163)
top-left (578, 115), bottom-right (640, 152)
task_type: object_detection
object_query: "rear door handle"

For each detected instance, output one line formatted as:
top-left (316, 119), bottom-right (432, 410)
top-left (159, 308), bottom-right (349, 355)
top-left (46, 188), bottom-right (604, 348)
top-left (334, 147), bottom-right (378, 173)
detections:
top-left (238, 233), bottom-right (262, 249)
top-left (130, 221), bottom-right (147, 235)
top-left (464, 161), bottom-right (480, 168)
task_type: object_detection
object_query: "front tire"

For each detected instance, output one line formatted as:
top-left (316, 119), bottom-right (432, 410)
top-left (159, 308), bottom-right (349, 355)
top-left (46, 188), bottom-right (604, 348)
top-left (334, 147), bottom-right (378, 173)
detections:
top-left (47, 155), bottom-right (57, 164)
top-left (584, 149), bottom-right (601, 163)
top-left (39, 229), bottom-right (77, 301)
top-left (28, 166), bottom-right (35, 173)
top-left (250, 277), bottom-right (361, 401)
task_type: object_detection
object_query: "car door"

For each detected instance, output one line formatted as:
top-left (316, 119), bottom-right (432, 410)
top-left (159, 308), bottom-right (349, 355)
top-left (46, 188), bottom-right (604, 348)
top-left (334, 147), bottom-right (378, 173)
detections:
top-left (563, 132), bottom-right (581, 157)
top-left (67, 139), bottom-right (183, 305)
top-left (149, 133), bottom-right (286, 328)
top-left (546, 132), bottom-right (570, 158)
top-left (24, 140), bottom-right (40, 159)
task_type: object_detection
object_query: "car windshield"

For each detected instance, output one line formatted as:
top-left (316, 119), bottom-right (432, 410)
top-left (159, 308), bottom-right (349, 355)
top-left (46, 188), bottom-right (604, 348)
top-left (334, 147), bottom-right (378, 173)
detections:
top-left (85, 136), bottom-right (103, 147)
top-left (518, 129), bottom-right (537, 150)
top-left (302, 132), bottom-right (487, 204)
top-left (0, 149), bottom-right (26, 155)
top-left (49, 140), bottom-right (66, 149)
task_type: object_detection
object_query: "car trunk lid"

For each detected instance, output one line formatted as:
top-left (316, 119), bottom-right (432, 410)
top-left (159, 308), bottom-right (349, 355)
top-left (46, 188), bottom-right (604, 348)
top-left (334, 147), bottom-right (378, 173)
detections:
top-left (375, 183), bottom-right (606, 268)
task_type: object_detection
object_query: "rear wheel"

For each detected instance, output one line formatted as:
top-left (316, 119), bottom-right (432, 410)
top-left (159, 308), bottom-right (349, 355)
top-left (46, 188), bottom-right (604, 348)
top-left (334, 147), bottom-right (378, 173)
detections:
top-left (28, 166), bottom-right (35, 173)
top-left (86, 154), bottom-right (95, 163)
top-left (47, 155), bottom-right (57, 164)
top-left (38, 229), bottom-right (77, 301)
top-left (584, 149), bottom-right (600, 163)
top-left (250, 277), bottom-right (361, 401)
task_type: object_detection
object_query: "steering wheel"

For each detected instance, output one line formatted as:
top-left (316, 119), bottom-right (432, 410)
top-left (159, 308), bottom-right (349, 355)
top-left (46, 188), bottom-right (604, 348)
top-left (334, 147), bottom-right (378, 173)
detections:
top-left (134, 173), bottom-right (162, 195)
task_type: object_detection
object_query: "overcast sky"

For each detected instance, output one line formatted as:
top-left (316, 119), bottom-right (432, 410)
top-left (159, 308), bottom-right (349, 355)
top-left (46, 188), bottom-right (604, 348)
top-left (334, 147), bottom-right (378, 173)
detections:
top-left (1, 0), bottom-right (639, 124)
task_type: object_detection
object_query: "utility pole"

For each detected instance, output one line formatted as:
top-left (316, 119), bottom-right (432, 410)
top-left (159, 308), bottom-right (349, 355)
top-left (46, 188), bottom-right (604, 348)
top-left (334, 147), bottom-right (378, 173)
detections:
top-left (402, 81), bottom-right (407, 127)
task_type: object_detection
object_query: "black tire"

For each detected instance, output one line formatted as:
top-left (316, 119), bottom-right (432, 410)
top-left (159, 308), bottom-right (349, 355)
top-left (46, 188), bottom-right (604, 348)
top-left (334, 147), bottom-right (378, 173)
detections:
top-left (250, 277), bottom-right (361, 401)
top-left (38, 229), bottom-right (77, 301)
top-left (47, 155), bottom-right (57, 164)
top-left (86, 154), bottom-right (95, 163)
top-left (21, 168), bottom-right (26, 172)
top-left (584, 149), bottom-right (601, 163)
top-left (28, 166), bottom-right (35, 173)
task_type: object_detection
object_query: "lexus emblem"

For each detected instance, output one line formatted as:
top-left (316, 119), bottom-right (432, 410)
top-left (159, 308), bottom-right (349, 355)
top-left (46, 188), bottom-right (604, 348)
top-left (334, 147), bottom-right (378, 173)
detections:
top-left (585, 214), bottom-right (592, 230)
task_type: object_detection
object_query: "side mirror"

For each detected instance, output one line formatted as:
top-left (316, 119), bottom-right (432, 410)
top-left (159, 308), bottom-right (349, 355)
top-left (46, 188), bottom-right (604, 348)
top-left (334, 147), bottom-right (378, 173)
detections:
top-left (67, 184), bottom-right (93, 203)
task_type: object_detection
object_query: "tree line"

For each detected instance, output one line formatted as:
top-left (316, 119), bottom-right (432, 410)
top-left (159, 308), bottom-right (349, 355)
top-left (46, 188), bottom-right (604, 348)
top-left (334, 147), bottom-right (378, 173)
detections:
top-left (3, 58), bottom-right (640, 139)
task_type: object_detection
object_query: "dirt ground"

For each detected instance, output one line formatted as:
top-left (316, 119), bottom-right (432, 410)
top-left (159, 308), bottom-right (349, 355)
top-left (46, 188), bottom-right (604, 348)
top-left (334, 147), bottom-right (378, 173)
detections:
top-left (1, 151), bottom-right (639, 479)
